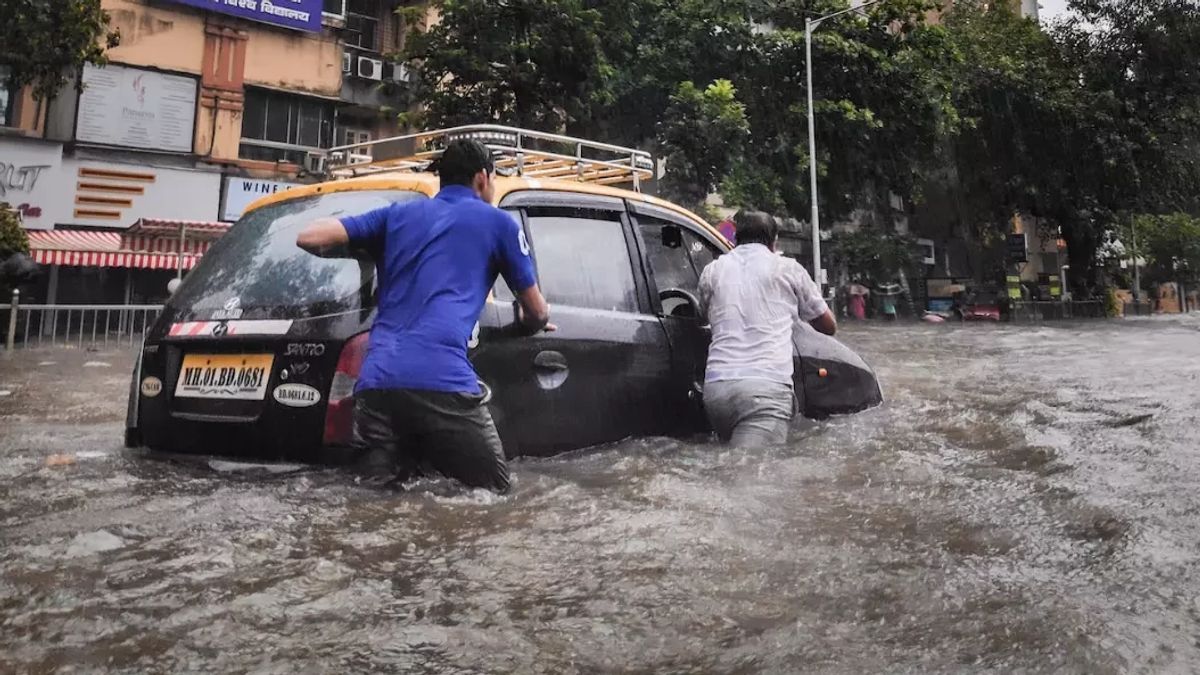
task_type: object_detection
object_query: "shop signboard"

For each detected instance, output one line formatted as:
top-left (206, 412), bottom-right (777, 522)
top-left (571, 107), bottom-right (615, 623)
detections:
top-left (61, 159), bottom-right (221, 229)
top-left (167, 0), bottom-right (322, 33)
top-left (77, 64), bottom-right (198, 154)
top-left (1007, 232), bottom-right (1028, 263)
top-left (222, 178), bottom-right (300, 221)
top-left (0, 137), bottom-right (66, 230)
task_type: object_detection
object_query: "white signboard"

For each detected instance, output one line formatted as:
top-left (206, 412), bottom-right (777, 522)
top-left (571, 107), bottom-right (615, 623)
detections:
top-left (61, 159), bottom-right (220, 229)
top-left (77, 64), bottom-right (198, 153)
top-left (222, 178), bottom-right (300, 222)
top-left (0, 137), bottom-right (66, 230)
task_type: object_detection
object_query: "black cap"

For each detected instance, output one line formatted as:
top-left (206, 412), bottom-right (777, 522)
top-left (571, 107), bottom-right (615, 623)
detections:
top-left (430, 138), bottom-right (495, 186)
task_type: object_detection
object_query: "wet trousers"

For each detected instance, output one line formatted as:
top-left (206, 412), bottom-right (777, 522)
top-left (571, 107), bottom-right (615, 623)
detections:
top-left (353, 388), bottom-right (510, 493)
top-left (704, 379), bottom-right (798, 448)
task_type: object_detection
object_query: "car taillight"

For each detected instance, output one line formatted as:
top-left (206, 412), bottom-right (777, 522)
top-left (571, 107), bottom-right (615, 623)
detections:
top-left (323, 332), bottom-right (368, 446)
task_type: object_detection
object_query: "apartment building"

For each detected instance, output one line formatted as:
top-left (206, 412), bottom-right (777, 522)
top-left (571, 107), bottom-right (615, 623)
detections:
top-left (0, 0), bottom-right (428, 304)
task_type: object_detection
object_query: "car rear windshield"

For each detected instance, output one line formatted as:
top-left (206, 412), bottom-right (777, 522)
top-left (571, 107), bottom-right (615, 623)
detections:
top-left (170, 190), bottom-right (425, 318)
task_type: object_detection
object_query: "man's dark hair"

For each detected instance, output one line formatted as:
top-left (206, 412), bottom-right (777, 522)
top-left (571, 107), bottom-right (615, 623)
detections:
top-left (734, 210), bottom-right (778, 247)
top-left (432, 139), bottom-right (494, 186)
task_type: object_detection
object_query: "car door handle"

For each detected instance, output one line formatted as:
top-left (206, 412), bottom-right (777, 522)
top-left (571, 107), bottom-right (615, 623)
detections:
top-left (533, 351), bottom-right (568, 372)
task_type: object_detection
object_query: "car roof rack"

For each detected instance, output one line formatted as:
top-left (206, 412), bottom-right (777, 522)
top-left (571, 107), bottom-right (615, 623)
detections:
top-left (311, 124), bottom-right (655, 192)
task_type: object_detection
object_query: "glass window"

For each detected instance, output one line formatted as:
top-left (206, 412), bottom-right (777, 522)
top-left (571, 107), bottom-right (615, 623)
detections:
top-left (639, 221), bottom-right (699, 293)
top-left (170, 190), bottom-right (424, 316)
top-left (345, 8), bottom-right (379, 51)
top-left (527, 210), bottom-right (638, 313)
top-left (241, 88), bottom-right (334, 163)
top-left (0, 66), bottom-right (14, 127)
top-left (323, 0), bottom-right (346, 17)
top-left (683, 230), bottom-right (719, 276)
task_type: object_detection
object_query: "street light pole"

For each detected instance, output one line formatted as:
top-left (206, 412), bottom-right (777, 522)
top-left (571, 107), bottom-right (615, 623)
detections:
top-left (805, 17), bottom-right (821, 285)
top-left (805, 0), bottom-right (883, 287)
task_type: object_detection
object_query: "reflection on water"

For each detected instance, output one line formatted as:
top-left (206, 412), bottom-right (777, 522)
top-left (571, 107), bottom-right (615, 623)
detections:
top-left (2, 315), bottom-right (1200, 673)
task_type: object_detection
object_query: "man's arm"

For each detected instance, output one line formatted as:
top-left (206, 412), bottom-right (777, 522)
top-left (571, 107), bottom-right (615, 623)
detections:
top-left (497, 210), bottom-right (554, 333)
top-left (298, 205), bottom-right (391, 258)
top-left (296, 218), bottom-right (350, 257)
top-left (790, 261), bottom-right (837, 336)
top-left (516, 285), bottom-right (555, 333)
top-left (809, 309), bottom-right (837, 336)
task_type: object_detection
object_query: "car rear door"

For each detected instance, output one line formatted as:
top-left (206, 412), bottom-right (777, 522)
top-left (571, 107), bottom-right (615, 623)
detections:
top-left (627, 202), bottom-right (725, 434)
top-left (472, 191), bottom-right (675, 457)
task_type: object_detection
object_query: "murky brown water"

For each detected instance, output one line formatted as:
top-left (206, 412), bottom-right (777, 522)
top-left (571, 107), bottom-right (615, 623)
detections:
top-left (2, 316), bottom-right (1200, 673)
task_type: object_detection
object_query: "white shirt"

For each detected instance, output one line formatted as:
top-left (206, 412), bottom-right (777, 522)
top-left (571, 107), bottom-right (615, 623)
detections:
top-left (698, 244), bottom-right (829, 385)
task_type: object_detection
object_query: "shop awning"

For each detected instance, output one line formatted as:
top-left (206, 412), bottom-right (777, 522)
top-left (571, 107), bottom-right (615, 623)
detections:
top-left (28, 229), bottom-right (205, 270)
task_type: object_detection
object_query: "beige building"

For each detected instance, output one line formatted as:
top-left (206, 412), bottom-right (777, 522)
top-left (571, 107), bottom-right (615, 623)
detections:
top-left (1, 0), bottom-right (429, 304)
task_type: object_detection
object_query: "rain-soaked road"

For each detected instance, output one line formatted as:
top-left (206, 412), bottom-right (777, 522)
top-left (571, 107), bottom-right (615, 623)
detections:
top-left (2, 316), bottom-right (1200, 673)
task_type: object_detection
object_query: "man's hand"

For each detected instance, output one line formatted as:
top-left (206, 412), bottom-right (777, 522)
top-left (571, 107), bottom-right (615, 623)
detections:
top-left (297, 218), bottom-right (351, 257)
top-left (514, 285), bottom-right (553, 334)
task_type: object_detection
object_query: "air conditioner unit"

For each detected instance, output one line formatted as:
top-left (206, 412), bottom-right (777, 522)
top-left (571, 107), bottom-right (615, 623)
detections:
top-left (389, 63), bottom-right (413, 83)
top-left (303, 152), bottom-right (326, 175)
top-left (341, 52), bottom-right (352, 75)
top-left (357, 57), bottom-right (384, 81)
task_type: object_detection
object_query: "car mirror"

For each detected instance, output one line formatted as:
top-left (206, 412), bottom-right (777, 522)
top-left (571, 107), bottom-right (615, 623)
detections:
top-left (661, 225), bottom-right (683, 249)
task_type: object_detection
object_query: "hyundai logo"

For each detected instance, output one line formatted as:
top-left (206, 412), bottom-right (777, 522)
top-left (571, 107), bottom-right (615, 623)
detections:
top-left (212, 322), bottom-right (229, 337)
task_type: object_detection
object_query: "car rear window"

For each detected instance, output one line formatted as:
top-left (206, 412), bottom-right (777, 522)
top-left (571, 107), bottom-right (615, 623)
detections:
top-left (170, 190), bottom-right (424, 317)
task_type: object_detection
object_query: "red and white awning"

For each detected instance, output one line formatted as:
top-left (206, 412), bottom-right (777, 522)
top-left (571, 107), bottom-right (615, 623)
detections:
top-left (28, 230), bottom-right (205, 270)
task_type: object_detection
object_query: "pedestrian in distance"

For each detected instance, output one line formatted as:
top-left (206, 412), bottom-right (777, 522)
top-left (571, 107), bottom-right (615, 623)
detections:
top-left (698, 210), bottom-right (837, 448)
top-left (296, 139), bottom-right (553, 493)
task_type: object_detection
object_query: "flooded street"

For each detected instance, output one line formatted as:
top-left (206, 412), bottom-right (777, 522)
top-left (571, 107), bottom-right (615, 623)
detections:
top-left (2, 316), bottom-right (1200, 673)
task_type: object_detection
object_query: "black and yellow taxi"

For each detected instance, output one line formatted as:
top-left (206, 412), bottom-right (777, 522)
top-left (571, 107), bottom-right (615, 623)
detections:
top-left (125, 127), bottom-right (881, 462)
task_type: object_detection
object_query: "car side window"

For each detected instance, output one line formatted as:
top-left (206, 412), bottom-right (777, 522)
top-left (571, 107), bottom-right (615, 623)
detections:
top-left (639, 219), bottom-right (700, 295)
top-left (526, 208), bottom-right (639, 313)
top-left (492, 208), bottom-right (521, 303)
top-left (683, 230), bottom-right (719, 276)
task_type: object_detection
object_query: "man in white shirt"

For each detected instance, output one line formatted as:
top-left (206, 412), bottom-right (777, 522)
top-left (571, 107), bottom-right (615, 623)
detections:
top-left (698, 211), bottom-right (837, 447)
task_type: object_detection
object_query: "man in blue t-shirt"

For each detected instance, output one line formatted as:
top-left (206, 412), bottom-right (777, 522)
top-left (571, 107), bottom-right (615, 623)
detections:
top-left (296, 139), bottom-right (552, 493)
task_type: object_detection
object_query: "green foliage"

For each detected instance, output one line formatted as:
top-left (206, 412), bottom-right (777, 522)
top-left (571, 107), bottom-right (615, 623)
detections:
top-left (0, 0), bottom-right (120, 101)
top-left (402, 0), bottom-right (609, 130)
top-left (828, 228), bottom-right (919, 286)
top-left (1130, 213), bottom-right (1200, 285)
top-left (656, 79), bottom-right (749, 210)
top-left (0, 205), bottom-right (30, 258)
top-left (1104, 287), bottom-right (1122, 317)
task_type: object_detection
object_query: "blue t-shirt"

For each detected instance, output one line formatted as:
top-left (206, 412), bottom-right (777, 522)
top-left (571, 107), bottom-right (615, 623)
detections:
top-left (340, 185), bottom-right (537, 394)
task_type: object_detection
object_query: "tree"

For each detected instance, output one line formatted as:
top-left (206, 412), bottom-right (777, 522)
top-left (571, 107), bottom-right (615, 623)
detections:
top-left (722, 0), bottom-right (957, 226)
top-left (656, 79), bottom-right (749, 210)
top-left (1131, 213), bottom-right (1200, 286)
top-left (0, 0), bottom-right (120, 101)
top-left (401, 0), bottom-right (610, 130)
top-left (0, 205), bottom-right (30, 258)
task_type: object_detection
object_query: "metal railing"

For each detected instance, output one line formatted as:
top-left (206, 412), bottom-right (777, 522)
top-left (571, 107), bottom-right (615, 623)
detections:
top-left (1009, 300), bottom-right (1108, 322)
top-left (4, 291), bottom-right (163, 351)
top-left (316, 124), bottom-right (656, 191)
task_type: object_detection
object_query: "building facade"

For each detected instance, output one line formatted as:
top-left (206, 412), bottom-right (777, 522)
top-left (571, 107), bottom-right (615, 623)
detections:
top-left (1, 0), bottom-right (429, 304)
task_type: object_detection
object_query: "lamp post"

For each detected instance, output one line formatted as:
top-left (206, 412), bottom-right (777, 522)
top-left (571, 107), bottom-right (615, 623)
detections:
top-left (805, 0), bottom-right (883, 286)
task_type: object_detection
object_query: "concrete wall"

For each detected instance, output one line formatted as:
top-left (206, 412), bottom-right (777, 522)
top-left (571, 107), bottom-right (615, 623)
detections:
top-left (104, 0), bottom-right (208, 76)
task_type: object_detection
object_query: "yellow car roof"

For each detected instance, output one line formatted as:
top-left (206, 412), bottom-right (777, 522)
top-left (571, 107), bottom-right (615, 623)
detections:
top-left (243, 173), bottom-right (730, 247)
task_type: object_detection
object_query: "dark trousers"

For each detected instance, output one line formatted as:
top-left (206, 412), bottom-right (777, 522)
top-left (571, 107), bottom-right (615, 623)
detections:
top-left (353, 388), bottom-right (510, 493)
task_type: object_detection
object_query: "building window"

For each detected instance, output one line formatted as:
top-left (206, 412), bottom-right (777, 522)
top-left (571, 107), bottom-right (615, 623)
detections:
top-left (345, 0), bottom-right (380, 52)
top-left (0, 65), bottom-right (15, 127)
top-left (323, 0), bottom-right (347, 18)
top-left (239, 88), bottom-right (335, 164)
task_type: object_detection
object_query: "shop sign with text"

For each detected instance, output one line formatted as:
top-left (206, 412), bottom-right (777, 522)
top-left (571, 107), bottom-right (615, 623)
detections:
top-left (167, 0), bottom-right (322, 33)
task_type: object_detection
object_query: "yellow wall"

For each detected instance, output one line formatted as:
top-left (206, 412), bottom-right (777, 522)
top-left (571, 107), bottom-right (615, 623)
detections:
top-left (242, 28), bottom-right (343, 97)
top-left (103, 0), bottom-right (207, 75)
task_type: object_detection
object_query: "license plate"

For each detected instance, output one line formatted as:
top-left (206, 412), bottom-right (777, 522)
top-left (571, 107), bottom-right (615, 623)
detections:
top-left (175, 354), bottom-right (274, 400)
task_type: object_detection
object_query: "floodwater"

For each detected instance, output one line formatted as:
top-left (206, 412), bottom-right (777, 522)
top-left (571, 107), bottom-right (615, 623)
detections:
top-left (2, 316), bottom-right (1200, 674)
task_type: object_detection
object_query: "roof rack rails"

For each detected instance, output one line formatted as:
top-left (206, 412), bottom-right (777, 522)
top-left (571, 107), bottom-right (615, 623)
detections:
top-left (311, 124), bottom-right (655, 192)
